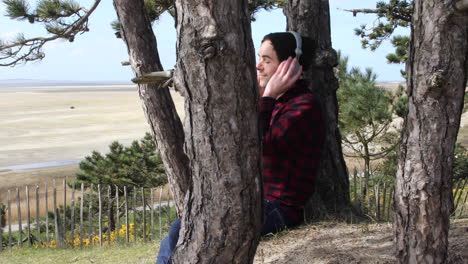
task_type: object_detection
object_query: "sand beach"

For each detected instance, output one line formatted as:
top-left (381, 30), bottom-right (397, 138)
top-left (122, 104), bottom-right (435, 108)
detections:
top-left (0, 83), bottom-right (184, 190)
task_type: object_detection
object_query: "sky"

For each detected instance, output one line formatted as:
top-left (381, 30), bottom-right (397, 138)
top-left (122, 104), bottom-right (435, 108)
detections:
top-left (0, 0), bottom-right (409, 82)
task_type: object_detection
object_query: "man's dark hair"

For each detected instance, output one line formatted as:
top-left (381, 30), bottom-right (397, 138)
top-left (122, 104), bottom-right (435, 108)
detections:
top-left (262, 32), bottom-right (315, 71)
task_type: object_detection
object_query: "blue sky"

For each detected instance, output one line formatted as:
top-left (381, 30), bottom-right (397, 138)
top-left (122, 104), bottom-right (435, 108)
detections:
top-left (0, 0), bottom-right (408, 82)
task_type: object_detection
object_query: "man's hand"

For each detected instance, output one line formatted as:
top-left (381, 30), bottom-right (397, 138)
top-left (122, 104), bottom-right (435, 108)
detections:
top-left (263, 57), bottom-right (302, 99)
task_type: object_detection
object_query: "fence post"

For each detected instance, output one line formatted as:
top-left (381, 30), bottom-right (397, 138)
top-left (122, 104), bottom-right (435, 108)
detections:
top-left (79, 183), bottom-right (84, 249)
top-left (115, 185), bottom-right (120, 242)
top-left (454, 179), bottom-right (466, 212)
top-left (382, 182), bottom-right (387, 221)
top-left (142, 187), bottom-right (146, 243)
top-left (458, 188), bottom-right (468, 218)
top-left (158, 187), bottom-right (162, 240)
top-left (453, 179), bottom-right (461, 207)
top-left (133, 187), bottom-right (137, 243)
top-left (365, 180), bottom-right (370, 215)
top-left (88, 184), bottom-right (94, 245)
top-left (151, 188), bottom-right (155, 241)
top-left (70, 182), bottom-right (75, 247)
top-left (55, 208), bottom-right (66, 248)
top-left (353, 168), bottom-right (357, 203)
top-left (107, 185), bottom-right (112, 244)
top-left (26, 186), bottom-right (31, 246)
top-left (45, 183), bottom-right (49, 244)
top-left (98, 184), bottom-right (102, 247)
top-left (63, 179), bottom-right (67, 239)
top-left (16, 188), bottom-right (22, 247)
top-left (359, 176), bottom-right (363, 212)
top-left (124, 186), bottom-right (129, 243)
top-left (35, 185), bottom-right (40, 246)
top-left (453, 179), bottom-right (464, 209)
top-left (166, 187), bottom-right (170, 224)
top-left (387, 188), bottom-right (394, 222)
top-left (375, 182), bottom-right (380, 221)
top-left (7, 190), bottom-right (12, 248)
top-left (53, 180), bottom-right (59, 247)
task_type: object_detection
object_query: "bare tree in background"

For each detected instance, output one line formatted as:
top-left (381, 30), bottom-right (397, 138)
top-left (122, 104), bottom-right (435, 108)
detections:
top-left (283, 0), bottom-right (351, 219)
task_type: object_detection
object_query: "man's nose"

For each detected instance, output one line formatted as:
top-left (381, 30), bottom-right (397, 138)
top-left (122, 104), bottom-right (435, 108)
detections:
top-left (256, 61), bottom-right (262, 71)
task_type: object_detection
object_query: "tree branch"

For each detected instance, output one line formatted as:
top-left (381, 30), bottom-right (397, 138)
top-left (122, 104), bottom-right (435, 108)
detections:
top-left (338, 6), bottom-right (411, 22)
top-left (131, 70), bottom-right (173, 84)
top-left (0, 0), bottom-right (101, 66)
top-left (338, 8), bottom-right (379, 17)
top-left (368, 143), bottom-right (398, 160)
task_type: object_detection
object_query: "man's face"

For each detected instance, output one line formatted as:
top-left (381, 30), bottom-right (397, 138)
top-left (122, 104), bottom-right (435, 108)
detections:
top-left (256, 40), bottom-right (280, 90)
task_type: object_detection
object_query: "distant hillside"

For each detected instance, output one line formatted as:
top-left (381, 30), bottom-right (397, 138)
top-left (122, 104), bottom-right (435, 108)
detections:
top-left (0, 79), bottom-right (133, 87)
top-left (0, 79), bottom-right (406, 88)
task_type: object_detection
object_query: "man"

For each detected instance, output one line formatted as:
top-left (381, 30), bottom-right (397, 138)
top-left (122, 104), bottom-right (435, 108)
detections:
top-left (156, 32), bottom-right (325, 263)
top-left (257, 32), bottom-right (325, 234)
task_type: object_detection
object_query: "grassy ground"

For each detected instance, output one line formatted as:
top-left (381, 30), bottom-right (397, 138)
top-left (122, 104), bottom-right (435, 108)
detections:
top-left (0, 242), bottom-right (160, 264)
top-left (1, 219), bottom-right (466, 264)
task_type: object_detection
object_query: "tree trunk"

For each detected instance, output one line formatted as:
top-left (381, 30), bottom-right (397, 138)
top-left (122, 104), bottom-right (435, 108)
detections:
top-left (395, 1), bottom-right (468, 263)
top-left (363, 149), bottom-right (370, 198)
top-left (171, 1), bottom-right (262, 263)
top-left (283, 0), bottom-right (351, 220)
top-left (112, 0), bottom-right (190, 214)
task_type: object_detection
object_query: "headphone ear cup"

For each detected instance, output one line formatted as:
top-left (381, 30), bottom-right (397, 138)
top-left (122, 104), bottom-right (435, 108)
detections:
top-left (292, 59), bottom-right (300, 75)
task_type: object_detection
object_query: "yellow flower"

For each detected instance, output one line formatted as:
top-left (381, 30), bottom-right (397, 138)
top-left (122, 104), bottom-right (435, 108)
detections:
top-left (49, 240), bottom-right (57, 248)
top-left (119, 228), bottom-right (126, 237)
top-left (92, 235), bottom-right (100, 245)
top-left (110, 230), bottom-right (118, 242)
top-left (73, 235), bottom-right (82, 247)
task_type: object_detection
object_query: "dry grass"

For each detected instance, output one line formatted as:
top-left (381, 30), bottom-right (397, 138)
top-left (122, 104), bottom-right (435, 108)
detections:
top-left (254, 219), bottom-right (468, 264)
top-left (4, 184), bottom-right (77, 224)
top-left (0, 164), bottom-right (78, 222)
top-left (0, 164), bottom-right (79, 191)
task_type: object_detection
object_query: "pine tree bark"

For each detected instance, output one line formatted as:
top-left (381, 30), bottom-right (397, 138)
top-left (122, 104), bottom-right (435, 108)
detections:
top-left (112, 0), bottom-right (190, 214)
top-left (283, 0), bottom-right (351, 219)
top-left (395, 1), bottom-right (468, 263)
top-left (171, 1), bottom-right (262, 263)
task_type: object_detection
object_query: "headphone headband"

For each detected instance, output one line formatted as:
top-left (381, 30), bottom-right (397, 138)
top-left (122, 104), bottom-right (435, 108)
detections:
top-left (288, 31), bottom-right (302, 61)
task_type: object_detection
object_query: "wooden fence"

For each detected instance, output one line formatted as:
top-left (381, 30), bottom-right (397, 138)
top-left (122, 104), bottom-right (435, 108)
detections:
top-left (0, 180), bottom-right (175, 250)
top-left (350, 171), bottom-right (468, 221)
top-left (1, 177), bottom-right (467, 250)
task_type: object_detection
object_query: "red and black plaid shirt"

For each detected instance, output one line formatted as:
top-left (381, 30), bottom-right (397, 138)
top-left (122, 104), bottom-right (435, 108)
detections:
top-left (259, 80), bottom-right (325, 223)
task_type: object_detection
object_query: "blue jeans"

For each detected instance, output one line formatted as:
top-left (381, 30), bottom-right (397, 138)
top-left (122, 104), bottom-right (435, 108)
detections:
top-left (155, 200), bottom-right (292, 264)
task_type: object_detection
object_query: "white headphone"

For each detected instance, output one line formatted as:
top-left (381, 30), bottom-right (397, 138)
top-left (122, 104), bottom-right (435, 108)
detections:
top-left (288, 31), bottom-right (302, 73)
